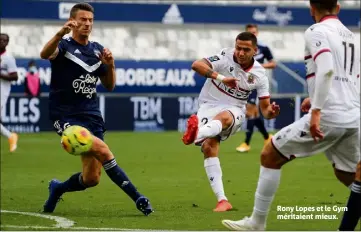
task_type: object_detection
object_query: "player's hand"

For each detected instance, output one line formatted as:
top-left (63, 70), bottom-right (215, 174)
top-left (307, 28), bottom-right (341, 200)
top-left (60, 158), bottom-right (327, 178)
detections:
top-left (267, 101), bottom-right (280, 118)
top-left (58, 20), bottom-right (77, 36)
top-left (99, 48), bottom-right (114, 66)
top-left (301, 97), bottom-right (311, 113)
top-left (310, 109), bottom-right (324, 142)
top-left (222, 77), bottom-right (238, 89)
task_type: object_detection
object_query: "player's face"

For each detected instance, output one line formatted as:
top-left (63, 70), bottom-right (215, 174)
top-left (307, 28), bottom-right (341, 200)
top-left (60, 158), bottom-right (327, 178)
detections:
top-left (234, 40), bottom-right (257, 66)
top-left (246, 27), bottom-right (258, 37)
top-left (0, 35), bottom-right (9, 50)
top-left (72, 10), bottom-right (94, 37)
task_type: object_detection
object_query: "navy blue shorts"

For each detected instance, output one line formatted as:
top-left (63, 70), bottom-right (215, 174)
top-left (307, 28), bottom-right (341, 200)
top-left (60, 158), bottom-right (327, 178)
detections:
top-left (53, 114), bottom-right (106, 141)
top-left (247, 90), bottom-right (257, 105)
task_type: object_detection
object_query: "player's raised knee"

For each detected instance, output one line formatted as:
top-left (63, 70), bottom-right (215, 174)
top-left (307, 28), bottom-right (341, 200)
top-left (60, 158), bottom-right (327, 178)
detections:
top-left (260, 142), bottom-right (288, 169)
top-left (82, 175), bottom-right (100, 187)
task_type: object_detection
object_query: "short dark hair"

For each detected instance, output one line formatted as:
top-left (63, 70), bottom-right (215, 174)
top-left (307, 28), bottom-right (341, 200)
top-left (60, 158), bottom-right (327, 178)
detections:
top-left (236, 32), bottom-right (257, 46)
top-left (245, 24), bottom-right (258, 30)
top-left (70, 3), bottom-right (94, 18)
top-left (0, 33), bottom-right (9, 42)
top-left (310, 0), bottom-right (337, 12)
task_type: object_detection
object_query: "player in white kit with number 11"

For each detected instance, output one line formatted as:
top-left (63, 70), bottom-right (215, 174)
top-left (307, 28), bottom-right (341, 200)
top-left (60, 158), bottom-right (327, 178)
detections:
top-left (222, 0), bottom-right (360, 230)
top-left (182, 32), bottom-right (280, 212)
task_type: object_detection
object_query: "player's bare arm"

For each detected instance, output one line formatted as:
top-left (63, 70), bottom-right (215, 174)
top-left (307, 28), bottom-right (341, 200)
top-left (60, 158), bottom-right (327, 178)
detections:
top-left (99, 48), bottom-right (116, 91)
top-left (262, 60), bottom-right (277, 69)
top-left (259, 98), bottom-right (280, 119)
top-left (301, 97), bottom-right (311, 112)
top-left (40, 20), bottom-right (77, 59)
top-left (0, 72), bottom-right (18, 81)
top-left (191, 59), bottom-right (238, 89)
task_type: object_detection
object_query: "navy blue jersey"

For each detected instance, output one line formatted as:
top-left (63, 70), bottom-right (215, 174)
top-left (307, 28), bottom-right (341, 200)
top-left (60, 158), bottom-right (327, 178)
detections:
top-left (49, 37), bottom-right (107, 120)
top-left (254, 42), bottom-right (274, 64)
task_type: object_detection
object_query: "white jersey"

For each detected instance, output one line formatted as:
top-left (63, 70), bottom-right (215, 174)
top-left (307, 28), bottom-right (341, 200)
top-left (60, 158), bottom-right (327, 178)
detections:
top-left (198, 48), bottom-right (270, 109)
top-left (0, 51), bottom-right (17, 102)
top-left (304, 16), bottom-right (360, 128)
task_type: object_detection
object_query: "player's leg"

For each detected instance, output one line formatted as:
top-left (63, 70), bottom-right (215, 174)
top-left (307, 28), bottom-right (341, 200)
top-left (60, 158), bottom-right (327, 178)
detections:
top-left (252, 105), bottom-right (272, 144)
top-left (326, 128), bottom-right (360, 230)
top-left (182, 108), bottom-right (235, 145)
top-left (339, 161), bottom-right (361, 231)
top-left (326, 128), bottom-right (358, 187)
top-left (45, 117), bottom-right (152, 215)
top-left (0, 96), bottom-right (18, 152)
top-left (236, 91), bottom-right (257, 152)
top-left (222, 115), bottom-right (341, 230)
top-left (202, 137), bottom-right (232, 212)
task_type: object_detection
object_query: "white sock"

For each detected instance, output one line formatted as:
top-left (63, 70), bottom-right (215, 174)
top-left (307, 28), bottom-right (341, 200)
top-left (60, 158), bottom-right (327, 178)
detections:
top-left (250, 166), bottom-right (281, 226)
top-left (204, 157), bottom-right (227, 202)
top-left (196, 120), bottom-right (222, 141)
top-left (0, 124), bottom-right (11, 138)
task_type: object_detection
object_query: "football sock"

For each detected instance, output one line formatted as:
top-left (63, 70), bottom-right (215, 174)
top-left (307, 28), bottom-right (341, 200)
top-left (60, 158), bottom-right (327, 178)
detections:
top-left (250, 166), bottom-right (281, 226)
top-left (196, 120), bottom-right (222, 141)
top-left (339, 181), bottom-right (361, 231)
top-left (254, 117), bottom-right (269, 140)
top-left (0, 124), bottom-right (11, 138)
top-left (103, 158), bottom-right (142, 202)
top-left (204, 157), bottom-right (227, 202)
top-left (58, 172), bottom-right (87, 193)
top-left (245, 119), bottom-right (255, 145)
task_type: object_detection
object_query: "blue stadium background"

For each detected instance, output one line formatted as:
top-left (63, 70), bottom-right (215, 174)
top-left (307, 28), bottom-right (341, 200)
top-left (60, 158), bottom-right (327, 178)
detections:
top-left (1, 0), bottom-right (360, 133)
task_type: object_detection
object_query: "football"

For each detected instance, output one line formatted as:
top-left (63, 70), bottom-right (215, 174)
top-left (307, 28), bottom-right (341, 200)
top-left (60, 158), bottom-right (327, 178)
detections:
top-left (61, 125), bottom-right (94, 156)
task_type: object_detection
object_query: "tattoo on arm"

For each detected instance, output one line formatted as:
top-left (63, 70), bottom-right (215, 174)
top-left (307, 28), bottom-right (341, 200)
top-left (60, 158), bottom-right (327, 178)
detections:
top-left (205, 69), bottom-right (214, 78)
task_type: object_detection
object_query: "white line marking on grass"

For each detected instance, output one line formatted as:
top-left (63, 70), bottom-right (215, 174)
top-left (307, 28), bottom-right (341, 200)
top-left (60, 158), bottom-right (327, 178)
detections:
top-left (1, 210), bottom-right (173, 231)
top-left (1, 209), bottom-right (74, 228)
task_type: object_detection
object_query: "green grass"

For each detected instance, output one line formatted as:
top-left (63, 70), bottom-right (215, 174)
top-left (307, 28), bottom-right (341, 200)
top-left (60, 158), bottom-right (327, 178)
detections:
top-left (0, 132), bottom-right (357, 231)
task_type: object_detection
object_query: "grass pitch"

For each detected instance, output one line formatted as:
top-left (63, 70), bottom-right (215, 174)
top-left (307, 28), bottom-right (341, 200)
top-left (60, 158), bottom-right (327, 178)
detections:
top-left (1, 131), bottom-right (357, 231)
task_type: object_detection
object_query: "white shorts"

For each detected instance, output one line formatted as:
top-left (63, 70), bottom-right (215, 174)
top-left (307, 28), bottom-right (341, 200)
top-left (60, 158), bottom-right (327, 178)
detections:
top-left (272, 114), bottom-right (360, 173)
top-left (197, 104), bottom-right (245, 141)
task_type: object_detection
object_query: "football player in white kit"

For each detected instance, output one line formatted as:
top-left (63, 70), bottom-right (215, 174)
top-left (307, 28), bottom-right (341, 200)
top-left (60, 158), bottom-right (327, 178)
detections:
top-left (0, 33), bottom-right (19, 152)
top-left (182, 32), bottom-right (280, 212)
top-left (222, 0), bottom-right (360, 230)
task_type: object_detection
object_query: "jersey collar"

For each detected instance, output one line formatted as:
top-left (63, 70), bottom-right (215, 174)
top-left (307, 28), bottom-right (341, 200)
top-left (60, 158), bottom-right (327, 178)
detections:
top-left (319, 15), bottom-right (339, 23)
top-left (0, 50), bottom-right (6, 56)
top-left (233, 55), bottom-right (255, 72)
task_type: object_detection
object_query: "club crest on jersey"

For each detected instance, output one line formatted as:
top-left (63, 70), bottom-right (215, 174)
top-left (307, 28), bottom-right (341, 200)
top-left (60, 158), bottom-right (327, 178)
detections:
top-left (247, 74), bottom-right (255, 84)
top-left (229, 66), bottom-right (234, 72)
top-left (94, 49), bottom-right (101, 58)
top-left (72, 74), bottom-right (98, 99)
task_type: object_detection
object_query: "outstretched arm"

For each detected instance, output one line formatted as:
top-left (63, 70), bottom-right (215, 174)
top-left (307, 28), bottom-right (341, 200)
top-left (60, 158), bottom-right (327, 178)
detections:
top-left (40, 20), bottom-right (77, 59)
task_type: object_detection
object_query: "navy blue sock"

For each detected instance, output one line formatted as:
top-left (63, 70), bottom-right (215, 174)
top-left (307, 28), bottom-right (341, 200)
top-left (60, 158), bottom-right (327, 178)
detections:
top-left (245, 119), bottom-right (255, 145)
top-left (254, 117), bottom-right (269, 140)
top-left (103, 158), bottom-right (142, 202)
top-left (339, 181), bottom-right (361, 231)
top-left (58, 172), bottom-right (87, 194)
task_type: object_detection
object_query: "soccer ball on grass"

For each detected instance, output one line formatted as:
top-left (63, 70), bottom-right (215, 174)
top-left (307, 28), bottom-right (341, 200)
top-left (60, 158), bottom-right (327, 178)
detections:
top-left (61, 125), bottom-right (94, 155)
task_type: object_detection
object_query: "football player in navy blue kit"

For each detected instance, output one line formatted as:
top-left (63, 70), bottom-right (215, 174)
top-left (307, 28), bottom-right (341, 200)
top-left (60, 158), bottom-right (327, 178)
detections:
top-left (236, 24), bottom-right (276, 153)
top-left (40, 3), bottom-right (153, 216)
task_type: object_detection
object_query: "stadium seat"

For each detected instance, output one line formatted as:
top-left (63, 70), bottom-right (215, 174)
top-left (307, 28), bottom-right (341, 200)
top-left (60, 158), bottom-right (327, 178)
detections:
top-left (1, 23), bottom-right (359, 61)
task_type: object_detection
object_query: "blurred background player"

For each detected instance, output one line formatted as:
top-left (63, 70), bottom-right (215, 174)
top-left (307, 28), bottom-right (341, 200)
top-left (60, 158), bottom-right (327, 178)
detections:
top-left (222, 0), bottom-right (360, 230)
top-left (0, 33), bottom-right (19, 152)
top-left (183, 32), bottom-right (280, 212)
top-left (338, 161), bottom-right (361, 231)
top-left (236, 24), bottom-right (276, 153)
top-left (40, 3), bottom-right (153, 216)
top-left (24, 60), bottom-right (41, 97)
